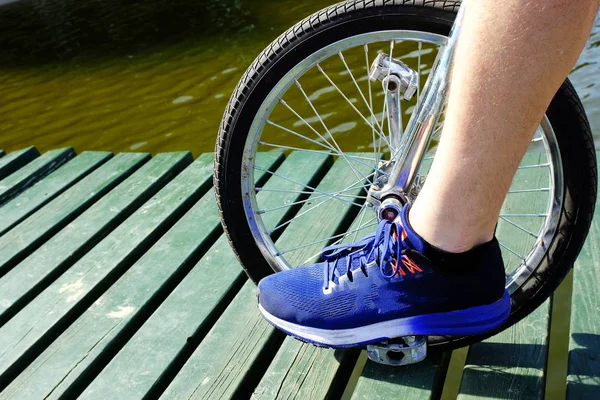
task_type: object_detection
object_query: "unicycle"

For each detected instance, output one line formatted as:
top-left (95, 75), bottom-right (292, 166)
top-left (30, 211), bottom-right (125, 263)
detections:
top-left (214, 0), bottom-right (597, 365)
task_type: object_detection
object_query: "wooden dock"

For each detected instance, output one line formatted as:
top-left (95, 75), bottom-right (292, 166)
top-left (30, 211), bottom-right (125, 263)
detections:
top-left (0, 147), bottom-right (597, 399)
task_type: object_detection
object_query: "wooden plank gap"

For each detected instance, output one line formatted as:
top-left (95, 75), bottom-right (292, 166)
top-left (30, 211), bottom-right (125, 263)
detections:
top-left (0, 154), bottom-right (216, 393)
top-left (0, 152), bottom-right (193, 328)
top-left (0, 153), bottom-right (149, 279)
top-left (0, 153), bottom-right (283, 399)
top-left (0, 147), bottom-right (76, 206)
top-left (80, 152), bottom-right (330, 400)
top-left (324, 348), bottom-right (363, 400)
top-left (0, 151), bottom-right (113, 238)
top-left (62, 222), bottom-right (225, 399)
top-left (143, 273), bottom-right (251, 399)
top-left (0, 146), bottom-right (40, 180)
top-left (64, 154), bottom-right (286, 399)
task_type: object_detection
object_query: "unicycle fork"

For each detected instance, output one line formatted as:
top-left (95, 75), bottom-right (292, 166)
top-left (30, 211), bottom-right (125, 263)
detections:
top-left (366, 1), bottom-right (466, 223)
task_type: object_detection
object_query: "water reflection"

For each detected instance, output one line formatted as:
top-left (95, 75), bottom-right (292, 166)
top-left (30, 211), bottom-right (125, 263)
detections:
top-left (570, 12), bottom-right (600, 147)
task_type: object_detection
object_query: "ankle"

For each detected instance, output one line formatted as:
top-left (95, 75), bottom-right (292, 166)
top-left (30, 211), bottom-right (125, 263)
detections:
top-left (407, 204), bottom-right (494, 253)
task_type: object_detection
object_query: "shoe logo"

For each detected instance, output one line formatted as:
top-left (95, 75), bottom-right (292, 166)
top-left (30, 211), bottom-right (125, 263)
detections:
top-left (394, 255), bottom-right (423, 277)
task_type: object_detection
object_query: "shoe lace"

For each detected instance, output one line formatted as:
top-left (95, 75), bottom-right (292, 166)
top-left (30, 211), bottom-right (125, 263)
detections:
top-left (321, 219), bottom-right (405, 288)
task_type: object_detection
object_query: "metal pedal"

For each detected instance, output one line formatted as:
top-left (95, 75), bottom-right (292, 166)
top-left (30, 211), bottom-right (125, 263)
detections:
top-left (366, 336), bottom-right (427, 366)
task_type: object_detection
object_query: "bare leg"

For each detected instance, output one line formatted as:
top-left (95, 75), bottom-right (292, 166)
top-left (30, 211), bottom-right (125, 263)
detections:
top-left (410, 0), bottom-right (598, 253)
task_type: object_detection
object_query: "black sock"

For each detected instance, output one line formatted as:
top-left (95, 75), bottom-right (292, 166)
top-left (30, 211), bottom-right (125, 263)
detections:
top-left (419, 238), bottom-right (497, 272)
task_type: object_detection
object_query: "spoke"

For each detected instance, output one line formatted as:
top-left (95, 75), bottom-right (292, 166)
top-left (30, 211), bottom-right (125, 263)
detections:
top-left (299, 217), bottom-right (379, 265)
top-left (265, 172), bottom-right (375, 234)
top-left (499, 241), bottom-right (526, 261)
top-left (255, 165), bottom-right (369, 209)
top-left (417, 41), bottom-right (422, 102)
top-left (255, 181), bottom-right (372, 196)
top-left (352, 207), bottom-right (368, 242)
top-left (258, 192), bottom-right (368, 214)
top-left (295, 80), bottom-right (374, 185)
top-left (258, 141), bottom-right (377, 162)
top-left (499, 216), bottom-right (539, 238)
top-left (380, 40), bottom-right (395, 154)
top-left (316, 63), bottom-right (388, 146)
top-left (433, 122), bottom-right (443, 137)
top-left (268, 189), bottom-right (365, 235)
top-left (278, 217), bottom-right (378, 256)
top-left (499, 213), bottom-right (548, 218)
top-left (365, 43), bottom-right (379, 174)
top-left (264, 119), bottom-right (385, 176)
top-left (279, 99), bottom-right (346, 158)
top-left (338, 52), bottom-right (384, 133)
top-left (266, 119), bottom-right (340, 154)
top-left (507, 188), bottom-right (550, 194)
top-left (517, 163), bottom-right (550, 170)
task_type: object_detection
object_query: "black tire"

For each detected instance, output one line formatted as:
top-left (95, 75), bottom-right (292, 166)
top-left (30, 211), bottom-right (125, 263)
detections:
top-left (214, 0), bottom-right (597, 350)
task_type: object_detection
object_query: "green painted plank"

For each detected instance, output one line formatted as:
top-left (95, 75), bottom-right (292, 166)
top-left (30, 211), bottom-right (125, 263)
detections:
top-left (163, 155), bottom-right (372, 400)
top-left (351, 355), bottom-right (450, 400)
top-left (165, 280), bottom-right (277, 400)
top-left (567, 153), bottom-right (600, 399)
top-left (81, 152), bottom-right (331, 399)
top-left (0, 151), bottom-right (112, 237)
top-left (0, 153), bottom-right (282, 399)
top-left (0, 152), bottom-right (147, 277)
top-left (0, 147), bottom-right (75, 206)
top-left (0, 152), bottom-right (192, 324)
top-left (0, 154), bottom-right (214, 391)
top-left (457, 301), bottom-right (550, 400)
top-left (457, 152), bottom-right (551, 400)
top-left (0, 146), bottom-right (39, 180)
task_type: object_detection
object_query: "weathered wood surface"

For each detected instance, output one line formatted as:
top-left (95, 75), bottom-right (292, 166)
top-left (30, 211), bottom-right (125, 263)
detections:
top-left (0, 153), bottom-right (197, 384)
top-left (81, 152), bottom-right (327, 399)
top-left (0, 147), bottom-right (596, 400)
top-left (567, 154), bottom-right (600, 399)
top-left (0, 151), bottom-right (112, 237)
top-left (352, 355), bottom-right (450, 400)
top-left (0, 152), bottom-right (148, 280)
top-left (0, 153), bottom-right (280, 399)
top-left (0, 152), bottom-right (192, 324)
top-left (0, 147), bottom-right (39, 181)
top-left (0, 147), bottom-right (75, 206)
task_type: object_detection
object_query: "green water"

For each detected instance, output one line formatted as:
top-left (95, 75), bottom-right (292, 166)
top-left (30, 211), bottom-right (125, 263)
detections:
top-left (0, 1), bottom-right (598, 156)
top-left (0, 0), bottom-right (335, 155)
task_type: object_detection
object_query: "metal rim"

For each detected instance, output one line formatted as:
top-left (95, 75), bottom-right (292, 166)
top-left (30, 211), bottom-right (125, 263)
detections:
top-left (239, 30), bottom-right (564, 296)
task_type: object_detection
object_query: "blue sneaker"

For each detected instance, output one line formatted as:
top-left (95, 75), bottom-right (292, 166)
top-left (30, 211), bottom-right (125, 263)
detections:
top-left (257, 204), bottom-right (510, 348)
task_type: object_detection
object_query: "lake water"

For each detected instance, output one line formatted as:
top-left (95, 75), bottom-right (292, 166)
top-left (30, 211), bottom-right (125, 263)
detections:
top-left (0, 0), bottom-right (598, 155)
